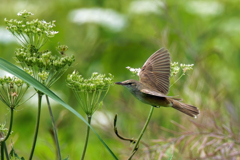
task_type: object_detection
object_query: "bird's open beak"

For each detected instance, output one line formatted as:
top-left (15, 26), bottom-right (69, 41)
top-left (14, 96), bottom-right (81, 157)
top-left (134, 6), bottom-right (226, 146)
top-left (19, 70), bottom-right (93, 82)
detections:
top-left (115, 82), bottom-right (124, 85)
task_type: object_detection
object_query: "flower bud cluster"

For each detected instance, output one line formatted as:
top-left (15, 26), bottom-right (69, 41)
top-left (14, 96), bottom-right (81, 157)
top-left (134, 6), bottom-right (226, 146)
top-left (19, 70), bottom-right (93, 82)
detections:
top-left (5, 11), bottom-right (75, 89)
top-left (5, 10), bottom-right (58, 49)
top-left (0, 76), bottom-right (29, 108)
top-left (66, 71), bottom-right (114, 116)
top-left (15, 47), bottom-right (74, 69)
top-left (56, 43), bottom-right (68, 55)
top-left (15, 46), bottom-right (75, 87)
top-left (66, 71), bottom-right (114, 92)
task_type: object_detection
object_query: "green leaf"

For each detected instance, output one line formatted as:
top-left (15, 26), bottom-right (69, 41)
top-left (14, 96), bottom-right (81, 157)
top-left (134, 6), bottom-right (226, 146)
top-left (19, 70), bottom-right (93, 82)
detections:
top-left (10, 146), bottom-right (25, 160)
top-left (0, 57), bottom-right (118, 160)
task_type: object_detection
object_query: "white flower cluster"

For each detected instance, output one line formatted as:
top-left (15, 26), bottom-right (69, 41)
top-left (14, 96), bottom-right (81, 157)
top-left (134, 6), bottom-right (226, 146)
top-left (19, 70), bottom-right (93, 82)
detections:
top-left (17, 10), bottom-right (34, 18)
top-left (126, 66), bottom-right (141, 76)
top-left (180, 63), bottom-right (194, 74)
top-left (171, 62), bottom-right (180, 76)
top-left (5, 10), bottom-right (58, 49)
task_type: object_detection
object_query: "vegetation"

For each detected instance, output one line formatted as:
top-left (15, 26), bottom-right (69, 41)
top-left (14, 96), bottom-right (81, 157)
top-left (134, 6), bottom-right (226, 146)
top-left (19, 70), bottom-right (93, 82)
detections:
top-left (0, 0), bottom-right (240, 159)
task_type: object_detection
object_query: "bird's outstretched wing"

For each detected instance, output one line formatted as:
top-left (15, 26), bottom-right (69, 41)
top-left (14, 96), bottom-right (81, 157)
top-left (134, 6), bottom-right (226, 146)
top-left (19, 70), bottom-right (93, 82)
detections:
top-left (141, 89), bottom-right (182, 100)
top-left (140, 89), bottom-right (168, 97)
top-left (139, 48), bottom-right (171, 95)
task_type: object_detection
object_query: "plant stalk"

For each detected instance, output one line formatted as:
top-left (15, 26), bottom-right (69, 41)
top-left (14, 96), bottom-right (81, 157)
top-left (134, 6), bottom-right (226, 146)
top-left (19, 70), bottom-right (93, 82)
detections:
top-left (170, 73), bottom-right (184, 88)
top-left (29, 92), bottom-right (42, 160)
top-left (1, 107), bottom-right (14, 160)
top-left (80, 115), bottom-right (92, 160)
top-left (4, 142), bottom-right (9, 160)
top-left (128, 106), bottom-right (154, 160)
top-left (1, 142), bottom-right (4, 160)
top-left (46, 95), bottom-right (61, 160)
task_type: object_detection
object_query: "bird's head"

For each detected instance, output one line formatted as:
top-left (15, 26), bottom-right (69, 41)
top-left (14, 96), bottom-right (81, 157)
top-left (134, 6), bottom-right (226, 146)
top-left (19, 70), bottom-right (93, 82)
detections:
top-left (115, 79), bottom-right (141, 92)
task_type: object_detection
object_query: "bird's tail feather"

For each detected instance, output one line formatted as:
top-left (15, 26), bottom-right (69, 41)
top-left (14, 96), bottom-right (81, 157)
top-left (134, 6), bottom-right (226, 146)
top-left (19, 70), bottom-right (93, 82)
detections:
top-left (171, 99), bottom-right (200, 118)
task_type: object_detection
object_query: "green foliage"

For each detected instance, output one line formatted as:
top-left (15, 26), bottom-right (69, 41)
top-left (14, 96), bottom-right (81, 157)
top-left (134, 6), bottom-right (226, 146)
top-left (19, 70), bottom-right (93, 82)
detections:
top-left (0, 10), bottom-right (117, 160)
top-left (0, 0), bottom-right (240, 159)
top-left (9, 146), bottom-right (25, 160)
top-left (0, 57), bottom-right (117, 160)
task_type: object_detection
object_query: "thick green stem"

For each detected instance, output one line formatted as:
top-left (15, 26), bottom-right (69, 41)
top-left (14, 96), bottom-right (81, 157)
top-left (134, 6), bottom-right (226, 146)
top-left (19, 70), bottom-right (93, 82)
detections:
top-left (1, 107), bottom-right (14, 160)
top-left (128, 106), bottom-right (154, 160)
top-left (1, 142), bottom-right (4, 160)
top-left (4, 142), bottom-right (9, 160)
top-left (2, 108), bottom-right (14, 142)
top-left (46, 95), bottom-right (61, 160)
top-left (80, 116), bottom-right (92, 160)
top-left (29, 93), bottom-right (42, 160)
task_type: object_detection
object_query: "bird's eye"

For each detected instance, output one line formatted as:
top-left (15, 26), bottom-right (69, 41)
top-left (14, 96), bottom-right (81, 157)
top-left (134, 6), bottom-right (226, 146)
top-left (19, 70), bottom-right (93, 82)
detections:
top-left (128, 83), bottom-right (135, 86)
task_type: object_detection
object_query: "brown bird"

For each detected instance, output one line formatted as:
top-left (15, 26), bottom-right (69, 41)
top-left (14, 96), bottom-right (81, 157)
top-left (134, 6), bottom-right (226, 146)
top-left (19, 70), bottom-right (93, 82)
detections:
top-left (115, 48), bottom-right (199, 118)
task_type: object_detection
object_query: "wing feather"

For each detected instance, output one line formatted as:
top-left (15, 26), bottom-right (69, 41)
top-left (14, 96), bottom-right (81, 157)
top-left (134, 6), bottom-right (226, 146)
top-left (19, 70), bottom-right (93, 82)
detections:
top-left (139, 48), bottom-right (171, 95)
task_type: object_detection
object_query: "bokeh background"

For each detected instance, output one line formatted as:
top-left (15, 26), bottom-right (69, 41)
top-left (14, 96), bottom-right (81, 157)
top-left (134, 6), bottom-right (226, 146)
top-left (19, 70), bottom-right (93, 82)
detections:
top-left (0, 0), bottom-right (240, 159)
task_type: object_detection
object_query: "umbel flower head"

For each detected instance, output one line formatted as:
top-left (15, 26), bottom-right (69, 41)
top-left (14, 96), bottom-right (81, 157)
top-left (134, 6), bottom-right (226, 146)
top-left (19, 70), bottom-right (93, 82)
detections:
top-left (180, 63), bottom-right (194, 74)
top-left (0, 76), bottom-right (29, 108)
top-left (5, 10), bottom-right (58, 49)
top-left (171, 62), bottom-right (180, 76)
top-left (66, 71), bottom-right (114, 116)
top-left (15, 46), bottom-right (75, 88)
top-left (171, 62), bottom-right (194, 76)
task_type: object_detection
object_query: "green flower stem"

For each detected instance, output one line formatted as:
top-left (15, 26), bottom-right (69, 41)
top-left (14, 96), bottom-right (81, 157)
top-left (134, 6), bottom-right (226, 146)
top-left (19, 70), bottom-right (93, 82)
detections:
top-left (1, 142), bottom-right (4, 160)
top-left (1, 107), bottom-right (14, 160)
top-left (1, 108), bottom-right (14, 142)
top-left (170, 73), bottom-right (184, 88)
top-left (4, 142), bottom-right (9, 160)
top-left (128, 106), bottom-right (155, 160)
top-left (46, 95), bottom-right (61, 160)
top-left (81, 115), bottom-right (92, 160)
top-left (29, 92), bottom-right (43, 160)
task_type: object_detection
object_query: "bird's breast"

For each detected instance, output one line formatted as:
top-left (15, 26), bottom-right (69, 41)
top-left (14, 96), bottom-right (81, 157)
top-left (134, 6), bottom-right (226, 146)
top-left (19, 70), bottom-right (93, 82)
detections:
top-left (132, 91), bottom-right (171, 107)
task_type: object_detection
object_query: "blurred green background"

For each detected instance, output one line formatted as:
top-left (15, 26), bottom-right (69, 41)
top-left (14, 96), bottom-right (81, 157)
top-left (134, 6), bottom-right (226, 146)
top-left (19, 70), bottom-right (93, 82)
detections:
top-left (0, 0), bottom-right (240, 159)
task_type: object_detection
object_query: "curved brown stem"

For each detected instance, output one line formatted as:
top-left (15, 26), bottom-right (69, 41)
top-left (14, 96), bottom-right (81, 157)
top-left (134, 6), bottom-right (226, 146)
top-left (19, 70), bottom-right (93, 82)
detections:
top-left (114, 114), bottom-right (136, 144)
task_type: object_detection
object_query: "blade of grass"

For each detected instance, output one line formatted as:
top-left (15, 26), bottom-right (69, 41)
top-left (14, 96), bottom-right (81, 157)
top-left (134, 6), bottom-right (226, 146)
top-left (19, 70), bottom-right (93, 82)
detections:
top-left (0, 57), bottom-right (118, 160)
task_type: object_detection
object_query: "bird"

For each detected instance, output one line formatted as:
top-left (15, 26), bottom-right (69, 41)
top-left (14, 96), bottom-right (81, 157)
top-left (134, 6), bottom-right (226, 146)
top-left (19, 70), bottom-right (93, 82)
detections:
top-left (115, 48), bottom-right (199, 118)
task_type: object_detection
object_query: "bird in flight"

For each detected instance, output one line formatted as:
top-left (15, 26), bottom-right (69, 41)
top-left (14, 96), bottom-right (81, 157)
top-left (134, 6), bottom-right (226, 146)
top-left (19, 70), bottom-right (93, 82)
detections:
top-left (115, 48), bottom-right (199, 118)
